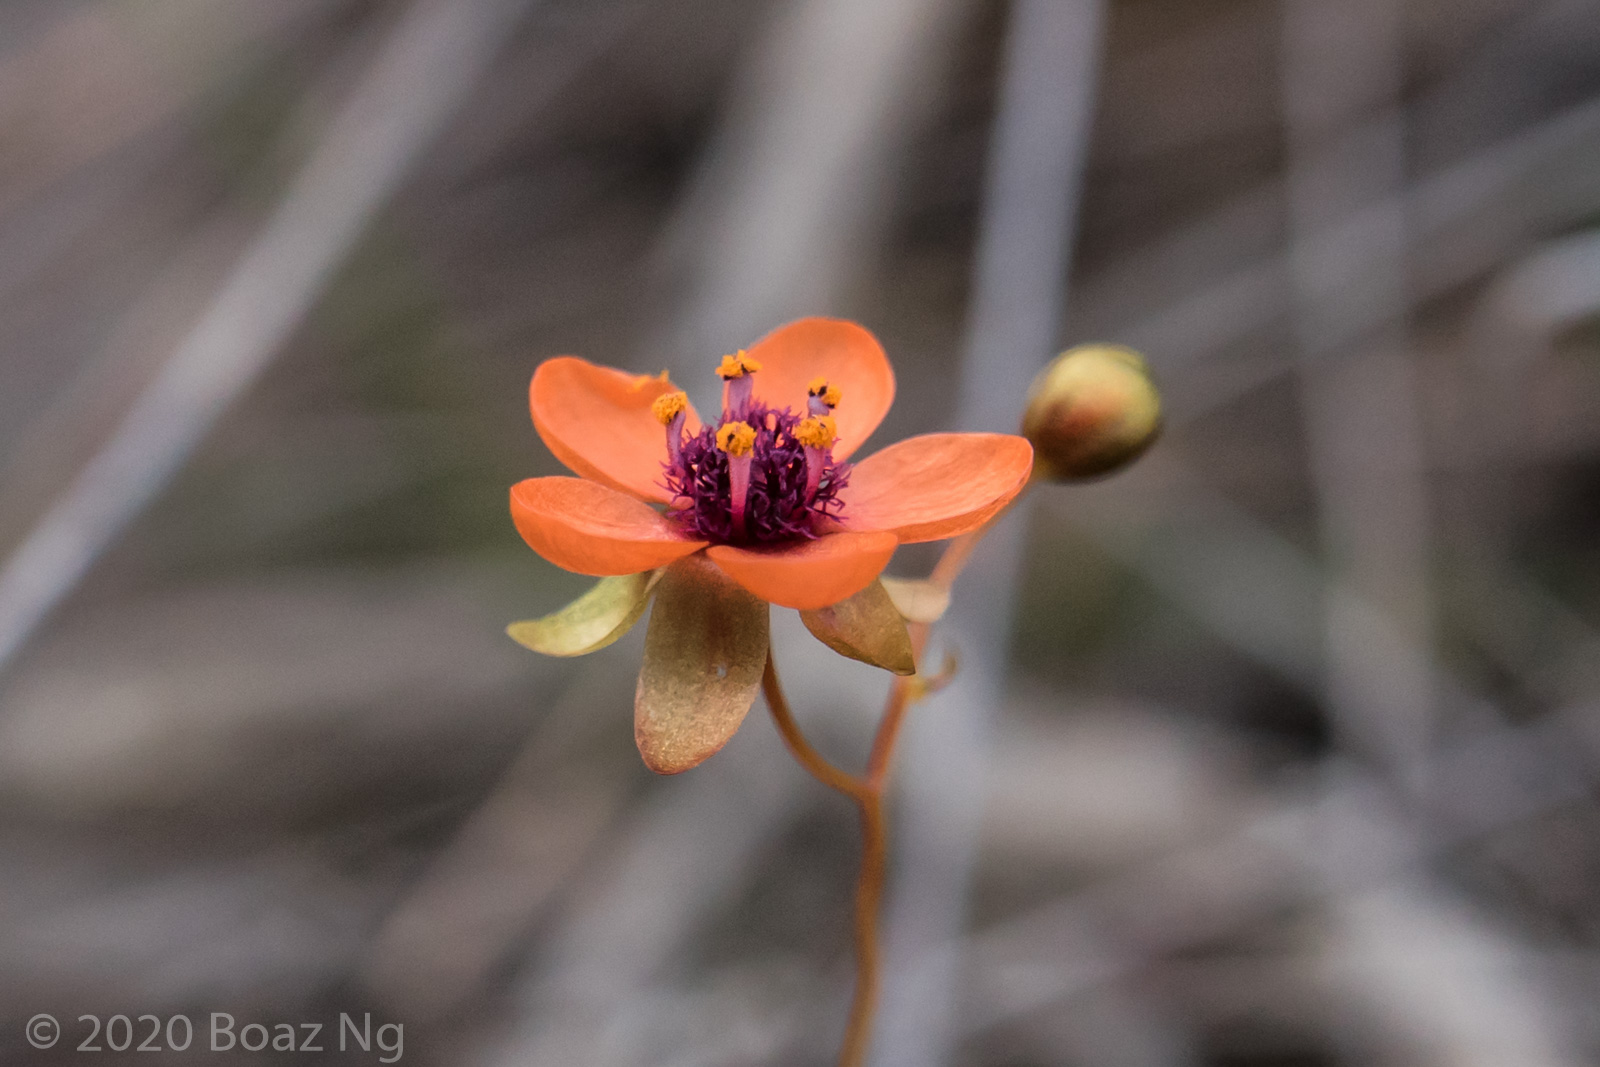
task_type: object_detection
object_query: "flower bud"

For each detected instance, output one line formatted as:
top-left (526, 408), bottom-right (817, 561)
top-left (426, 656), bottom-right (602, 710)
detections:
top-left (1021, 344), bottom-right (1161, 481)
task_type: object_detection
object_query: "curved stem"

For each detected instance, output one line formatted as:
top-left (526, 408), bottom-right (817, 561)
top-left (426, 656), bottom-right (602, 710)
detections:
top-left (762, 652), bottom-right (865, 800)
top-left (761, 649), bottom-right (881, 1067)
top-left (763, 496), bottom-right (1024, 1067)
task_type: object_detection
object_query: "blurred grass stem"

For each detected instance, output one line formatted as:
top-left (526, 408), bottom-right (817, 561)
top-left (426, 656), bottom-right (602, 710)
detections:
top-left (0, 0), bottom-right (532, 678)
top-left (879, 3), bottom-right (1103, 1063)
top-left (1282, 0), bottom-right (1436, 801)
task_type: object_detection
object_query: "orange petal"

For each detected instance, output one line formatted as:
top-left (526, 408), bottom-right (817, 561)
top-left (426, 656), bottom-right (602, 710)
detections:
top-left (511, 477), bottom-right (705, 575)
top-left (841, 433), bottom-right (1034, 543)
top-left (529, 357), bottom-right (701, 503)
top-left (706, 531), bottom-right (898, 610)
top-left (745, 318), bottom-right (894, 460)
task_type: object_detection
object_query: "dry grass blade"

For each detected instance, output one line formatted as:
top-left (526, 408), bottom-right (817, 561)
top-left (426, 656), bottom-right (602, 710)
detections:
top-left (0, 0), bottom-right (535, 678)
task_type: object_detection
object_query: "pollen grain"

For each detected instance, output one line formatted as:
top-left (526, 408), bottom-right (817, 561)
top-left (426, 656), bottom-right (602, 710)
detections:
top-left (807, 377), bottom-right (842, 407)
top-left (652, 390), bottom-right (689, 425)
top-left (796, 415), bottom-right (838, 449)
top-left (717, 350), bottom-right (763, 379)
top-left (716, 420), bottom-right (757, 456)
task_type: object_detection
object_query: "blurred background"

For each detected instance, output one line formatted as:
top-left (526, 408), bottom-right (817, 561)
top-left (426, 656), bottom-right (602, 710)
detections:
top-left (2, 0), bottom-right (1600, 1063)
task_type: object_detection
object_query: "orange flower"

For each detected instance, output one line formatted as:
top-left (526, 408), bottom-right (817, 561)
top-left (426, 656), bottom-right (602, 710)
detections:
top-left (508, 317), bottom-right (1033, 772)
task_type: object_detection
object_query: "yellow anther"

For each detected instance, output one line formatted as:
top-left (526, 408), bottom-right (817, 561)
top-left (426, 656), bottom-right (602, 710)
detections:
top-left (716, 350), bottom-right (763, 380)
top-left (716, 421), bottom-right (757, 457)
top-left (796, 414), bottom-right (837, 450)
top-left (807, 377), bottom-right (842, 407)
top-left (652, 390), bottom-right (689, 425)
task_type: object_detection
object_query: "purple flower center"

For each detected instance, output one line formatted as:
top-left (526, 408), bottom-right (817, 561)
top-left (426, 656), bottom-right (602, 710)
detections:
top-left (663, 401), bottom-right (848, 545)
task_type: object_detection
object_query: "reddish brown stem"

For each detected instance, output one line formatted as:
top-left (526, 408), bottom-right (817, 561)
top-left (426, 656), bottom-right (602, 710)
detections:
top-left (762, 654), bottom-right (864, 801)
top-left (839, 788), bottom-right (886, 1067)
top-left (762, 655), bottom-right (884, 1067)
top-left (761, 506), bottom-right (1014, 1067)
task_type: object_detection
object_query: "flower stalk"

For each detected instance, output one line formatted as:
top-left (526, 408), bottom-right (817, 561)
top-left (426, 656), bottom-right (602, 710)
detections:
top-left (762, 503), bottom-right (1014, 1067)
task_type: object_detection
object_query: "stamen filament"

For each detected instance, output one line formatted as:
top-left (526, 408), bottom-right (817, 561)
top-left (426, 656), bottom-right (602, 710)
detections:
top-left (665, 410), bottom-right (685, 465)
top-left (724, 375), bottom-right (754, 417)
top-left (729, 453), bottom-right (752, 539)
top-left (652, 390), bottom-right (691, 467)
top-left (717, 350), bottom-right (762, 419)
top-left (716, 420), bottom-right (758, 541)
top-left (795, 414), bottom-right (837, 504)
top-left (804, 445), bottom-right (825, 501)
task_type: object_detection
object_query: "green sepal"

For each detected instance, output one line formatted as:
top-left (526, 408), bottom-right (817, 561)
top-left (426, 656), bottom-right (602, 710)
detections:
top-left (507, 570), bottom-right (661, 657)
top-left (800, 578), bottom-right (916, 675)
top-left (878, 575), bottom-right (950, 623)
top-left (634, 556), bottom-right (769, 775)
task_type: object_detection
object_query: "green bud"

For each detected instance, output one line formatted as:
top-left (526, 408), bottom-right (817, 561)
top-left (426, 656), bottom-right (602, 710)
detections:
top-left (1021, 344), bottom-right (1162, 481)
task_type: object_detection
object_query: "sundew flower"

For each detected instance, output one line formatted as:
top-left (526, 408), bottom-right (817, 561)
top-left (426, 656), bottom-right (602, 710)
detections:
top-left (508, 317), bottom-right (1033, 773)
